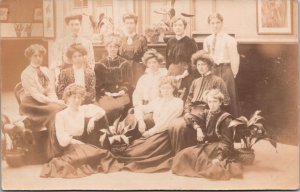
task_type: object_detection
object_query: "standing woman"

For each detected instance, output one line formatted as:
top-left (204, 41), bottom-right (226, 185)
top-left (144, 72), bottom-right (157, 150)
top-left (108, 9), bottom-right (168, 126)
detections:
top-left (119, 13), bottom-right (148, 87)
top-left (56, 43), bottom-right (96, 104)
top-left (165, 17), bottom-right (198, 101)
top-left (51, 13), bottom-right (95, 72)
top-left (20, 44), bottom-right (65, 131)
top-left (203, 13), bottom-right (241, 117)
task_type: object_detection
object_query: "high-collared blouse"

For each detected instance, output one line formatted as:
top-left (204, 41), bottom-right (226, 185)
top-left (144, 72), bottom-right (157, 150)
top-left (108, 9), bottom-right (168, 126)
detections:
top-left (203, 32), bottom-right (240, 77)
top-left (51, 35), bottom-right (95, 70)
top-left (119, 34), bottom-right (147, 63)
top-left (21, 64), bottom-right (58, 103)
top-left (132, 68), bottom-right (168, 107)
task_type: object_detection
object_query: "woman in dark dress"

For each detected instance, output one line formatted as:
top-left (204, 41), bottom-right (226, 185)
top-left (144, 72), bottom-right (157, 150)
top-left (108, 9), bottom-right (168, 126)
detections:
top-left (95, 35), bottom-right (133, 124)
top-left (118, 13), bottom-right (148, 87)
top-left (41, 84), bottom-right (122, 178)
top-left (165, 17), bottom-right (198, 101)
top-left (171, 89), bottom-right (242, 180)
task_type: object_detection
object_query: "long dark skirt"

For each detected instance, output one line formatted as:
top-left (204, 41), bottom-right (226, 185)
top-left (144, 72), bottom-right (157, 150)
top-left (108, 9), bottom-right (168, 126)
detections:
top-left (212, 65), bottom-right (241, 117)
top-left (19, 96), bottom-right (65, 131)
top-left (40, 144), bottom-right (123, 178)
top-left (168, 117), bottom-right (197, 154)
top-left (97, 95), bottom-right (131, 124)
top-left (172, 143), bottom-right (243, 180)
top-left (115, 130), bottom-right (173, 173)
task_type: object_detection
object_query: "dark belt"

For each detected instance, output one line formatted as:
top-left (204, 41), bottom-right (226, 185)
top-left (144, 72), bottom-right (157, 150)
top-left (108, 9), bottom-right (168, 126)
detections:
top-left (214, 63), bottom-right (230, 67)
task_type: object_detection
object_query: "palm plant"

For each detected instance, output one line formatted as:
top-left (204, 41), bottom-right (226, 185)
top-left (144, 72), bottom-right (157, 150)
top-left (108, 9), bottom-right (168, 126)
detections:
top-left (229, 110), bottom-right (277, 150)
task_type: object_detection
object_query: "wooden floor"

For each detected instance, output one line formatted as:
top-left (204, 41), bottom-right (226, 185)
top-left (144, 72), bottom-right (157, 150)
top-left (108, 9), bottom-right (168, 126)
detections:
top-left (1, 92), bottom-right (299, 190)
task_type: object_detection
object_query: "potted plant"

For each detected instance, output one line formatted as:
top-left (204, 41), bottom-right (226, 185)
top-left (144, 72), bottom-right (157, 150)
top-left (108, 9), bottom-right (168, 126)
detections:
top-left (24, 24), bottom-right (32, 37)
top-left (99, 110), bottom-right (138, 154)
top-left (145, 26), bottom-right (160, 43)
top-left (14, 23), bottom-right (24, 37)
top-left (229, 110), bottom-right (277, 165)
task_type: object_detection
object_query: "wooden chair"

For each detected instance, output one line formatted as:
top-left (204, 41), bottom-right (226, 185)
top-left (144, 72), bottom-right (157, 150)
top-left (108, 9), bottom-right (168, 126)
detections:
top-left (14, 82), bottom-right (48, 164)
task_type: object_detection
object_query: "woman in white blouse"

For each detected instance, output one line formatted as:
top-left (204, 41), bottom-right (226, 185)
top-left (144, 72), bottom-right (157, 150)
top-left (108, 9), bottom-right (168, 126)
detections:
top-left (132, 49), bottom-right (168, 110)
top-left (20, 44), bottom-right (65, 132)
top-left (56, 43), bottom-right (96, 104)
top-left (203, 13), bottom-right (241, 117)
top-left (135, 76), bottom-right (183, 137)
top-left (55, 83), bottom-right (106, 147)
top-left (41, 84), bottom-right (122, 178)
top-left (115, 76), bottom-right (184, 173)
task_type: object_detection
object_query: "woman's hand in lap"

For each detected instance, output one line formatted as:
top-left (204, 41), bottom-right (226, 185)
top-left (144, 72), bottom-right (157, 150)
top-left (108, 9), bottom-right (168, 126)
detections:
top-left (87, 118), bottom-right (96, 134)
top-left (138, 120), bottom-right (147, 134)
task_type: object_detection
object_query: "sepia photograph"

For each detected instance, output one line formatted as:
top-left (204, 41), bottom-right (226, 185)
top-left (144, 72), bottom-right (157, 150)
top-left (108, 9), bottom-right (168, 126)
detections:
top-left (0, 0), bottom-right (299, 190)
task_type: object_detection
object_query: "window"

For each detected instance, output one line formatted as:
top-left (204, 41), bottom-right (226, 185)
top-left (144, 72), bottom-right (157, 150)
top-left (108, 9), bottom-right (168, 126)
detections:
top-left (73, 0), bottom-right (88, 9)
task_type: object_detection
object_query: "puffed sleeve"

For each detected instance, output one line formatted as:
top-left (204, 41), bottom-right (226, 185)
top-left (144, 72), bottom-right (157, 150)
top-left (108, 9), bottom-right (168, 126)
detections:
top-left (56, 69), bottom-right (68, 100)
top-left (94, 63), bottom-right (106, 100)
top-left (151, 98), bottom-right (184, 133)
top-left (132, 75), bottom-right (146, 107)
top-left (81, 104), bottom-right (106, 120)
top-left (215, 77), bottom-right (230, 106)
top-left (216, 117), bottom-right (234, 160)
top-left (86, 40), bottom-right (95, 69)
top-left (55, 112), bottom-right (72, 147)
top-left (84, 68), bottom-right (96, 104)
top-left (228, 37), bottom-right (240, 78)
top-left (21, 71), bottom-right (52, 103)
top-left (184, 79), bottom-right (196, 113)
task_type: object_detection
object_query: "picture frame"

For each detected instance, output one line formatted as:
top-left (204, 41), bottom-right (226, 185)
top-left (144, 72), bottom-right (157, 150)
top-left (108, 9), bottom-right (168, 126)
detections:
top-left (0, 7), bottom-right (9, 21)
top-left (42, 0), bottom-right (55, 38)
top-left (33, 8), bottom-right (43, 22)
top-left (257, 0), bottom-right (292, 34)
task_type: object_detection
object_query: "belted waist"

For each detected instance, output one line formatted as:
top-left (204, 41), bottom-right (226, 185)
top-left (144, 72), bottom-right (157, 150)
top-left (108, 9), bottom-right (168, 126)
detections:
top-left (214, 63), bottom-right (230, 67)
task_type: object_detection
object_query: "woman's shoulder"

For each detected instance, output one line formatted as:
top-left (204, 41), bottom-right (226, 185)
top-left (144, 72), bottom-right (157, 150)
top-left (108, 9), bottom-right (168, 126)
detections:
top-left (56, 108), bottom-right (68, 118)
top-left (172, 97), bottom-right (184, 106)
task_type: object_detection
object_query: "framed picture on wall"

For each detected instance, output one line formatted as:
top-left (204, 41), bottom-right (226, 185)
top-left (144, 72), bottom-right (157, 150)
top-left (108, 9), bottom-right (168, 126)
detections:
top-left (257, 0), bottom-right (292, 34)
top-left (43, 0), bottom-right (55, 38)
top-left (33, 8), bottom-right (43, 21)
top-left (0, 7), bottom-right (9, 21)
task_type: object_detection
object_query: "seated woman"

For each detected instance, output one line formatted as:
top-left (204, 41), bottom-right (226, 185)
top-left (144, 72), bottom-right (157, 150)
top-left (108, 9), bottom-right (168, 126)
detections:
top-left (114, 76), bottom-right (183, 172)
top-left (133, 49), bottom-right (167, 107)
top-left (41, 84), bottom-right (122, 178)
top-left (95, 35), bottom-right (133, 124)
top-left (56, 43), bottom-right (96, 104)
top-left (168, 50), bottom-right (230, 154)
top-left (171, 89), bottom-right (242, 180)
top-left (20, 44), bottom-right (65, 131)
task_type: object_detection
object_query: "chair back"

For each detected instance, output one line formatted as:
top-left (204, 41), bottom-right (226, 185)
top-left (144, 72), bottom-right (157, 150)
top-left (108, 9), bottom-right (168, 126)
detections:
top-left (14, 82), bottom-right (25, 106)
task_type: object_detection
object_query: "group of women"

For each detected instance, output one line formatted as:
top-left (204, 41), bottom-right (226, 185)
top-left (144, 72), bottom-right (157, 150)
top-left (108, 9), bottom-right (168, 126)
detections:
top-left (18, 12), bottom-right (243, 180)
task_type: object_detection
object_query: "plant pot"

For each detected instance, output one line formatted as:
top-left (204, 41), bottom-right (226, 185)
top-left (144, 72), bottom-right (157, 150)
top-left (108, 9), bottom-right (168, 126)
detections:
top-left (16, 31), bottom-right (22, 37)
top-left (236, 148), bottom-right (255, 165)
top-left (111, 143), bottom-right (128, 155)
top-left (150, 35), bottom-right (159, 43)
top-left (6, 149), bottom-right (25, 167)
